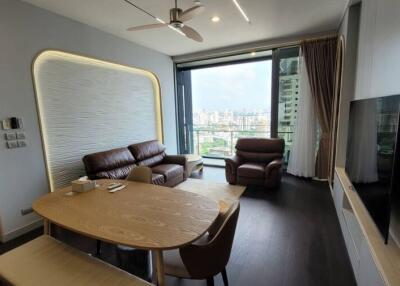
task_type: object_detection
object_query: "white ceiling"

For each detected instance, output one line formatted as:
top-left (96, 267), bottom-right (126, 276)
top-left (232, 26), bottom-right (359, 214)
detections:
top-left (22, 0), bottom-right (349, 56)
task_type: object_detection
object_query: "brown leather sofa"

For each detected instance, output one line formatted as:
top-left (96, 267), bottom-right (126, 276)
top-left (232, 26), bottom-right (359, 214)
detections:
top-left (225, 138), bottom-right (285, 188)
top-left (82, 140), bottom-right (187, 187)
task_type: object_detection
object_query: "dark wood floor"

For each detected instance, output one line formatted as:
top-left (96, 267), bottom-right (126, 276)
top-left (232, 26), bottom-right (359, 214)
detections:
top-left (0, 167), bottom-right (356, 286)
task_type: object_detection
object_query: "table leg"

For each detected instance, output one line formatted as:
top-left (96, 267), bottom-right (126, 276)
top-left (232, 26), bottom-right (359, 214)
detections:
top-left (152, 250), bottom-right (165, 286)
top-left (43, 219), bottom-right (51, 235)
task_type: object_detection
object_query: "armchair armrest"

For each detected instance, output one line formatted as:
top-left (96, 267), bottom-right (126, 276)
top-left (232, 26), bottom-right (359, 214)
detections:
top-left (225, 155), bottom-right (241, 185)
top-left (225, 155), bottom-right (241, 170)
top-left (163, 155), bottom-right (188, 179)
top-left (265, 158), bottom-right (283, 176)
top-left (264, 158), bottom-right (283, 188)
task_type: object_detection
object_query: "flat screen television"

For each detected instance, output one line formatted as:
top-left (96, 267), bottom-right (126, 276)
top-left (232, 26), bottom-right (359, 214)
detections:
top-left (346, 94), bottom-right (400, 243)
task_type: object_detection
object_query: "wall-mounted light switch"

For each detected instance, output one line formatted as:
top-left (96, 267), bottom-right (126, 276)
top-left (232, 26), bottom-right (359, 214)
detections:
top-left (5, 133), bottom-right (17, 140)
top-left (17, 140), bottom-right (27, 147)
top-left (2, 117), bottom-right (23, 130)
top-left (16, 132), bottom-right (25, 139)
top-left (2, 119), bottom-right (11, 130)
top-left (17, 117), bottom-right (23, 129)
top-left (6, 141), bottom-right (18, 149)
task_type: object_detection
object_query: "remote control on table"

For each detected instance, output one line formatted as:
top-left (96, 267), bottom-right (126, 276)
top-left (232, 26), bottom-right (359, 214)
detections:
top-left (107, 182), bottom-right (123, 190)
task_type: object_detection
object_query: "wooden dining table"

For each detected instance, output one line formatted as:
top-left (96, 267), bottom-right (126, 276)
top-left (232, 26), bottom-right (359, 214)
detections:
top-left (33, 179), bottom-right (220, 286)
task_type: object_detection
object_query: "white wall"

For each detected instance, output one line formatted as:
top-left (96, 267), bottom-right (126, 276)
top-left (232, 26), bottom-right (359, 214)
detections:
top-left (336, 2), bottom-right (361, 167)
top-left (355, 0), bottom-right (400, 100)
top-left (0, 0), bottom-right (176, 241)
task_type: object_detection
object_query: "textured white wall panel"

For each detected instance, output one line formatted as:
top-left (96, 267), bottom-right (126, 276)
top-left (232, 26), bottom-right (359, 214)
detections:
top-left (33, 50), bottom-right (162, 190)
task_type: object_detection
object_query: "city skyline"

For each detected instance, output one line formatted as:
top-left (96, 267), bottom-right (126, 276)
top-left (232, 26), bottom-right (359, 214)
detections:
top-left (191, 60), bottom-right (272, 112)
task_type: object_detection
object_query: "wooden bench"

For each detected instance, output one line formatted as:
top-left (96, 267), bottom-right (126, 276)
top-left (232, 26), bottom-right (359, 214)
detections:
top-left (0, 235), bottom-right (153, 286)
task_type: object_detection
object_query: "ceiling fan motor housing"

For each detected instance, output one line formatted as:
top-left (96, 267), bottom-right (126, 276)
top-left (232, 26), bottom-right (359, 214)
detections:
top-left (170, 8), bottom-right (183, 22)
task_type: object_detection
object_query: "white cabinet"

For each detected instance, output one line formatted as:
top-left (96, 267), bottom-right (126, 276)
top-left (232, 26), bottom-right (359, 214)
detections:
top-left (332, 173), bottom-right (386, 286)
top-left (358, 239), bottom-right (386, 286)
top-left (355, 0), bottom-right (400, 100)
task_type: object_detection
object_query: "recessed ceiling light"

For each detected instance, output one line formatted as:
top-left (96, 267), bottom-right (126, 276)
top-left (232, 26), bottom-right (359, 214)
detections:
top-left (251, 51), bottom-right (256, 56)
top-left (211, 16), bottom-right (220, 23)
top-left (232, 0), bottom-right (250, 23)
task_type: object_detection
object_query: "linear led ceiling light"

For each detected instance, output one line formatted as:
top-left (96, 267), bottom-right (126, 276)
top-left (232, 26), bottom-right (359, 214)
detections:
top-left (232, 0), bottom-right (250, 23)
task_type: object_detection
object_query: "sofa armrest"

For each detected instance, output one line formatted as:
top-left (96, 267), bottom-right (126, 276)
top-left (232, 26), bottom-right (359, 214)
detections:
top-left (225, 155), bottom-right (241, 185)
top-left (163, 155), bottom-right (188, 179)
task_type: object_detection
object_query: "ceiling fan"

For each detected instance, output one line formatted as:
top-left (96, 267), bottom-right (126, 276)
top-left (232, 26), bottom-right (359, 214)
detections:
top-left (124, 0), bottom-right (204, 42)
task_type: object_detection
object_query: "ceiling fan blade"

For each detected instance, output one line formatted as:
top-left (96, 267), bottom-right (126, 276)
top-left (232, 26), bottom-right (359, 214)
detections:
top-left (180, 25), bottom-right (203, 42)
top-left (127, 23), bottom-right (167, 31)
top-left (178, 5), bottom-right (205, 22)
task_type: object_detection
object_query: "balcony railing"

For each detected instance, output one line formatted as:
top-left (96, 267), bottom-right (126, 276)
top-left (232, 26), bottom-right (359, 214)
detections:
top-left (191, 125), bottom-right (293, 161)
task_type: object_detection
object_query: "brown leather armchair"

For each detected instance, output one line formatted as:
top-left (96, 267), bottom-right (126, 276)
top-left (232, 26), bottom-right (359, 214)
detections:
top-left (225, 138), bottom-right (285, 188)
top-left (163, 202), bottom-right (240, 286)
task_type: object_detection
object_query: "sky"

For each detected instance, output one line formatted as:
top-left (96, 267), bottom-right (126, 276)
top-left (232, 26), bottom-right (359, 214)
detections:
top-left (191, 60), bottom-right (272, 112)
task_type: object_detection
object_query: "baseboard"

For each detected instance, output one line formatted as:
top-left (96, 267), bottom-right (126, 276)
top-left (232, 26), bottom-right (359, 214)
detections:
top-left (0, 219), bottom-right (43, 243)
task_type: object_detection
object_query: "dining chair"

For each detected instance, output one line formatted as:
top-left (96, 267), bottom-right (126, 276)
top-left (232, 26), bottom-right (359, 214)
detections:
top-left (163, 201), bottom-right (240, 286)
top-left (116, 165), bottom-right (153, 281)
top-left (126, 166), bottom-right (152, 183)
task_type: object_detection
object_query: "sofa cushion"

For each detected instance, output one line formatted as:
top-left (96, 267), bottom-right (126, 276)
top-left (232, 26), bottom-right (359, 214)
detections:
top-left (95, 165), bottom-right (135, 180)
top-left (237, 163), bottom-right (265, 178)
top-left (128, 140), bottom-right (166, 161)
top-left (152, 164), bottom-right (184, 181)
top-left (137, 153), bottom-right (166, 167)
top-left (82, 147), bottom-right (136, 179)
top-left (152, 173), bottom-right (165, 185)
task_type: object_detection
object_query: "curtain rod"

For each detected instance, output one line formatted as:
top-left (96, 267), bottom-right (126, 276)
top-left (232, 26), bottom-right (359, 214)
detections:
top-left (301, 34), bottom-right (338, 43)
top-left (173, 31), bottom-right (338, 64)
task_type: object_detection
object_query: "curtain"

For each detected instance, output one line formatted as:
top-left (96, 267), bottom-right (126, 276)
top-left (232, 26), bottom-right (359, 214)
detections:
top-left (346, 100), bottom-right (378, 183)
top-left (287, 50), bottom-right (317, 177)
top-left (301, 37), bottom-right (338, 179)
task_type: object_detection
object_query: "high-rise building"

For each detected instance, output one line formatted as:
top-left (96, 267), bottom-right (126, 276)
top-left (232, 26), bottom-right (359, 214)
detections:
top-left (277, 57), bottom-right (300, 163)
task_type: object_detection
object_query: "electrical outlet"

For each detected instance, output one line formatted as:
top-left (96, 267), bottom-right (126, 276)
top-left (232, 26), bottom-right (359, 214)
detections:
top-left (5, 133), bottom-right (17, 140)
top-left (6, 141), bottom-right (18, 149)
top-left (17, 140), bottom-right (27, 147)
top-left (21, 208), bottom-right (33, 216)
top-left (16, 132), bottom-right (25, 139)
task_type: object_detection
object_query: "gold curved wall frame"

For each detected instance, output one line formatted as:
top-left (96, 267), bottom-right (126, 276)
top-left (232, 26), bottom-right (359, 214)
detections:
top-left (32, 50), bottom-right (164, 191)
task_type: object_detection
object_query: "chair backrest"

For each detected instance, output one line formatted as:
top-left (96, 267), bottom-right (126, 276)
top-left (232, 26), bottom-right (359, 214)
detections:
top-left (126, 166), bottom-right (152, 184)
top-left (179, 201), bottom-right (240, 279)
top-left (235, 137), bottom-right (284, 164)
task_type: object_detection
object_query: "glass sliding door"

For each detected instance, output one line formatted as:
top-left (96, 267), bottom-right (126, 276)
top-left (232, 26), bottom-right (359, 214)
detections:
top-left (176, 70), bottom-right (193, 154)
top-left (177, 58), bottom-right (272, 158)
top-left (176, 48), bottom-right (300, 165)
top-left (273, 47), bottom-right (300, 165)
